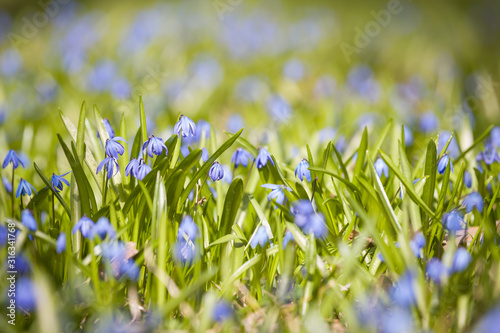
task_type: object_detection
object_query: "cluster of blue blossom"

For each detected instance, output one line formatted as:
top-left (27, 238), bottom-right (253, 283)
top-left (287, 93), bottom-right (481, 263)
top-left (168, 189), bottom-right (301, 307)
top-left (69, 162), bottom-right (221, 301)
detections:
top-left (174, 215), bottom-right (199, 264)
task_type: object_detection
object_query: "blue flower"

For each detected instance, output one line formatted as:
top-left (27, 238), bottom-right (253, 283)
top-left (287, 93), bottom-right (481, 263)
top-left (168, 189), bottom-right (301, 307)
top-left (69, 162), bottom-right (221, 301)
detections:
top-left (90, 217), bottom-right (116, 240)
top-left (174, 114), bottom-right (197, 138)
top-left (480, 144), bottom-right (500, 165)
top-left (283, 230), bottom-right (294, 249)
top-left (472, 304), bottom-right (500, 333)
top-left (491, 126), bottom-right (500, 148)
top-left (101, 241), bottom-right (140, 280)
top-left (295, 159), bottom-right (311, 182)
top-left (302, 213), bottom-right (328, 239)
top-left (21, 210), bottom-right (37, 231)
top-left (403, 125), bottom-right (414, 147)
top-left (374, 158), bottom-right (389, 178)
top-left (0, 225), bottom-right (7, 246)
top-left (437, 154), bottom-right (453, 174)
top-left (390, 272), bottom-right (416, 308)
top-left (118, 259), bottom-right (140, 280)
top-left (222, 165), bottom-right (233, 184)
top-left (419, 112), bottom-right (439, 133)
top-left (410, 233), bottom-right (426, 258)
top-left (226, 114), bottom-right (244, 133)
top-left (380, 309), bottom-right (415, 333)
top-left (2, 176), bottom-right (12, 193)
top-left (97, 157), bottom-right (119, 179)
top-left (209, 162), bottom-right (224, 182)
top-left (195, 119), bottom-right (211, 142)
top-left (51, 172), bottom-right (70, 192)
top-left (250, 226), bottom-right (269, 249)
top-left (15, 278), bottom-right (36, 311)
top-left (201, 147), bottom-right (209, 162)
top-left (213, 301), bottom-right (233, 322)
top-left (462, 192), bottom-right (484, 213)
top-left (142, 135), bottom-right (168, 158)
top-left (463, 170), bottom-right (472, 188)
top-left (16, 178), bottom-right (37, 198)
top-left (72, 215), bottom-right (94, 238)
top-left (438, 131), bottom-right (460, 158)
top-left (442, 210), bottom-right (465, 232)
top-left (97, 118), bottom-right (115, 139)
top-left (266, 94), bottom-right (292, 123)
top-left (178, 216), bottom-right (199, 241)
top-left (291, 200), bottom-right (315, 228)
top-left (256, 147), bottom-right (274, 169)
top-left (282, 58), bottom-right (305, 81)
top-left (261, 184), bottom-right (291, 207)
top-left (451, 248), bottom-right (472, 273)
top-left (136, 159), bottom-right (151, 180)
top-left (125, 158), bottom-right (140, 177)
top-left (231, 148), bottom-right (253, 168)
top-left (56, 232), bottom-right (66, 253)
top-left (104, 137), bottom-right (127, 159)
top-left (175, 216), bottom-right (200, 264)
top-left (426, 258), bottom-right (447, 283)
top-left (3, 149), bottom-right (24, 169)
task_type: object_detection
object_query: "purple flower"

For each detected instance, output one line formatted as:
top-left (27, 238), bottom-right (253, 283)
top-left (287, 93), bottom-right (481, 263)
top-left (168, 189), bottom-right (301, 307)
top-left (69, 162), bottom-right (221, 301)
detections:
top-left (442, 210), bottom-right (465, 232)
top-left (136, 159), bottom-right (151, 180)
top-left (438, 154), bottom-right (453, 174)
top-left (104, 137), bottom-right (127, 159)
top-left (295, 159), bottom-right (311, 182)
top-left (21, 209), bottom-right (37, 231)
top-left (125, 158), bottom-right (140, 177)
top-left (209, 162), bottom-right (224, 182)
top-left (16, 178), bottom-right (37, 198)
top-left (231, 148), bottom-right (253, 168)
top-left (97, 157), bottom-right (119, 179)
top-left (72, 215), bottom-right (94, 238)
top-left (261, 184), bottom-right (291, 207)
top-left (226, 114), bottom-right (244, 133)
top-left (283, 230), bottom-right (294, 249)
top-left (250, 226), bottom-right (269, 249)
top-left (256, 147), bottom-right (274, 169)
top-left (90, 217), bottom-right (116, 240)
top-left (51, 172), bottom-right (70, 192)
top-left (462, 192), bottom-right (484, 213)
top-left (374, 158), bottom-right (389, 178)
top-left (142, 135), bottom-right (167, 158)
top-left (426, 258), bottom-right (447, 283)
top-left (174, 114), bottom-right (197, 138)
top-left (3, 149), bottom-right (24, 169)
top-left (101, 241), bottom-right (140, 280)
top-left (56, 232), bottom-right (66, 253)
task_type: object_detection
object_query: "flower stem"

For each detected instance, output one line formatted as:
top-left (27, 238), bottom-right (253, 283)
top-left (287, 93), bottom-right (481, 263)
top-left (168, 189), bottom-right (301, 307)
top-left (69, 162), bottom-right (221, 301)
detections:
top-left (11, 166), bottom-right (15, 217)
